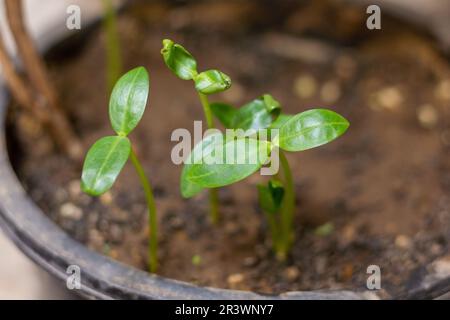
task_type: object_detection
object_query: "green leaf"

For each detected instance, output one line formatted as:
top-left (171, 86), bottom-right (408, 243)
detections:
top-left (270, 113), bottom-right (293, 129)
top-left (161, 39), bottom-right (198, 80)
top-left (194, 69), bottom-right (231, 94)
top-left (276, 109), bottom-right (349, 152)
top-left (232, 94), bottom-right (281, 130)
top-left (258, 179), bottom-right (285, 214)
top-left (182, 133), bottom-right (272, 190)
top-left (180, 133), bottom-right (222, 198)
top-left (81, 136), bottom-right (131, 196)
top-left (109, 66), bottom-right (149, 136)
top-left (210, 102), bottom-right (237, 128)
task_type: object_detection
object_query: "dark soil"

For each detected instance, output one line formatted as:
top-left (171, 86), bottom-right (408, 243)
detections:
top-left (7, 0), bottom-right (450, 297)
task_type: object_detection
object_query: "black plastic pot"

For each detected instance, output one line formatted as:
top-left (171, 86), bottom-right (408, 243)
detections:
top-left (0, 2), bottom-right (449, 300)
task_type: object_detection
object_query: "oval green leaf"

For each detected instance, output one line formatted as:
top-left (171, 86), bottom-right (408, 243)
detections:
top-left (210, 102), bottom-right (237, 128)
top-left (276, 109), bottom-right (349, 151)
top-left (81, 136), bottom-right (131, 196)
top-left (270, 113), bottom-right (293, 129)
top-left (180, 133), bottom-right (223, 198)
top-left (194, 69), bottom-right (231, 94)
top-left (161, 39), bottom-right (198, 80)
top-left (184, 134), bottom-right (272, 189)
top-left (232, 94), bottom-right (281, 130)
top-left (109, 66), bottom-right (149, 136)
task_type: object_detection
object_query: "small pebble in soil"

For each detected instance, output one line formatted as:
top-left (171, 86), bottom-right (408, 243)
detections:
top-left (430, 255), bottom-right (450, 277)
top-left (320, 80), bottom-right (341, 103)
top-left (100, 191), bottom-right (113, 205)
top-left (283, 266), bottom-right (301, 282)
top-left (435, 79), bottom-right (450, 101)
top-left (315, 256), bottom-right (328, 275)
top-left (227, 273), bottom-right (245, 288)
top-left (340, 224), bottom-right (356, 247)
top-left (370, 86), bottom-right (403, 111)
top-left (293, 74), bottom-right (317, 99)
top-left (68, 179), bottom-right (81, 198)
top-left (395, 234), bottom-right (412, 249)
top-left (59, 203), bottom-right (83, 220)
top-left (242, 256), bottom-right (259, 268)
top-left (417, 104), bottom-right (438, 129)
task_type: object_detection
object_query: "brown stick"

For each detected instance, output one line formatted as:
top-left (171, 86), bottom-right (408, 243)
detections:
top-left (0, 34), bottom-right (47, 120)
top-left (4, 0), bottom-right (82, 159)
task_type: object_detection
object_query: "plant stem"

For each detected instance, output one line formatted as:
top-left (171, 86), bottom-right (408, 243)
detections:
top-left (277, 150), bottom-right (295, 260)
top-left (198, 92), bottom-right (215, 129)
top-left (197, 92), bottom-right (220, 224)
top-left (102, 0), bottom-right (122, 93)
top-left (130, 148), bottom-right (158, 273)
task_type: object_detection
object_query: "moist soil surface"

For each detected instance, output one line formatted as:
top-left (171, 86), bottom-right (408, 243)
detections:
top-left (6, 1), bottom-right (450, 297)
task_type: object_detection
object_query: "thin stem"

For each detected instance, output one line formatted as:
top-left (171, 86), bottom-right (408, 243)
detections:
top-left (209, 188), bottom-right (219, 224)
top-left (102, 0), bottom-right (122, 93)
top-left (277, 150), bottom-right (295, 260)
top-left (198, 92), bottom-right (215, 129)
top-left (197, 92), bottom-right (220, 224)
top-left (130, 148), bottom-right (158, 273)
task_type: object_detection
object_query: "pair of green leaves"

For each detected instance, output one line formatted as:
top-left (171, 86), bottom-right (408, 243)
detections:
top-left (81, 67), bottom-right (149, 196)
top-left (181, 106), bottom-right (349, 198)
top-left (161, 39), bottom-right (231, 95)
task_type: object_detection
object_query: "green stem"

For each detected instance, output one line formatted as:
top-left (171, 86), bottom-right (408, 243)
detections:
top-left (197, 92), bottom-right (220, 224)
top-left (198, 92), bottom-right (215, 129)
top-left (277, 150), bottom-right (295, 260)
top-left (102, 0), bottom-right (122, 93)
top-left (130, 148), bottom-right (158, 273)
top-left (209, 188), bottom-right (219, 224)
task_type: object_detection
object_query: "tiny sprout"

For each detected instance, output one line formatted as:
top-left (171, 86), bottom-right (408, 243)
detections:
top-left (184, 94), bottom-right (349, 259)
top-left (161, 39), bottom-right (233, 224)
top-left (192, 254), bottom-right (202, 266)
top-left (315, 222), bottom-right (334, 237)
top-left (81, 67), bottom-right (159, 273)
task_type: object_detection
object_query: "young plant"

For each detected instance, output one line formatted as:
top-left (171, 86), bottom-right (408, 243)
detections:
top-left (81, 67), bottom-right (159, 272)
top-left (161, 39), bottom-right (232, 224)
top-left (183, 96), bottom-right (349, 260)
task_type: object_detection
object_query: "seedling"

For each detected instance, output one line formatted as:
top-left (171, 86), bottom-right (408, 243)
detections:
top-left (81, 67), bottom-right (159, 272)
top-left (181, 94), bottom-right (349, 259)
top-left (161, 39), bottom-right (232, 224)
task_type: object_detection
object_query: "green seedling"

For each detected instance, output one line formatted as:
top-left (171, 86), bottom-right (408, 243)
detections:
top-left (161, 39), bottom-right (232, 224)
top-left (81, 67), bottom-right (159, 272)
top-left (182, 94), bottom-right (349, 259)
